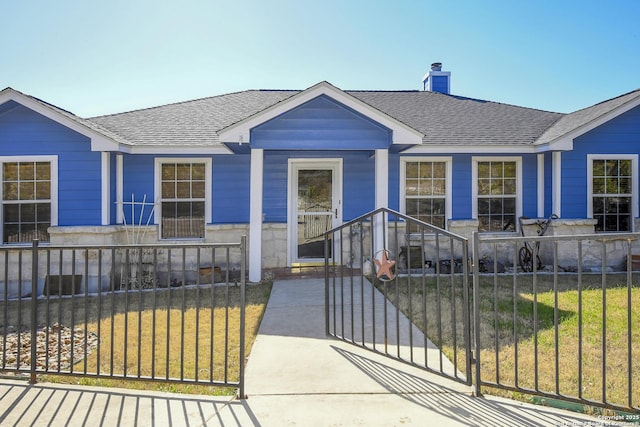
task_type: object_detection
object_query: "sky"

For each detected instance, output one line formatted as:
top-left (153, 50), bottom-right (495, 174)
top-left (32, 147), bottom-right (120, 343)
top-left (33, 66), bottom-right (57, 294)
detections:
top-left (2, 0), bottom-right (639, 117)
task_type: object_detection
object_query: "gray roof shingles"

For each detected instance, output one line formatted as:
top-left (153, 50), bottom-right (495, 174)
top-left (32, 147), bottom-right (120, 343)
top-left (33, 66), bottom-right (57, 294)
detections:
top-left (87, 85), bottom-right (639, 149)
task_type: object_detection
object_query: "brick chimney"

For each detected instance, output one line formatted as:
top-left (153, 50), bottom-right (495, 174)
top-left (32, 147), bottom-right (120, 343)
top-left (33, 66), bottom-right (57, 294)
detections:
top-left (422, 62), bottom-right (451, 94)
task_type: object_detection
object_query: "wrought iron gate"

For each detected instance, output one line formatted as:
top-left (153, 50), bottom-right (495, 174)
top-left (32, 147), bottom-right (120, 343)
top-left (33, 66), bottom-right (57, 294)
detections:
top-left (324, 208), bottom-right (473, 386)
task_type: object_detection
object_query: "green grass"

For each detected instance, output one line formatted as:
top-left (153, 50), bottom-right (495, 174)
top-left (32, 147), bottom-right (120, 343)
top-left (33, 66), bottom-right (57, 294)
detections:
top-left (375, 275), bottom-right (640, 410)
top-left (40, 281), bottom-right (272, 395)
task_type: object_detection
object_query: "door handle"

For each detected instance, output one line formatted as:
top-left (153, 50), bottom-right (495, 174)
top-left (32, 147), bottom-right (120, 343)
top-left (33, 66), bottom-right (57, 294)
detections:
top-left (335, 209), bottom-right (338, 219)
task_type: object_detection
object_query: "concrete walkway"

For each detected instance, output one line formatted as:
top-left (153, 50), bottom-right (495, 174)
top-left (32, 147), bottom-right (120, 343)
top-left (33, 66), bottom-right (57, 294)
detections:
top-left (0, 278), bottom-right (613, 426)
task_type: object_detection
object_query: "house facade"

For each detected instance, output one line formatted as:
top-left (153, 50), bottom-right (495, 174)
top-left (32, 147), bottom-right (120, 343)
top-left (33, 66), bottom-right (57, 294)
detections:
top-left (1, 63), bottom-right (639, 283)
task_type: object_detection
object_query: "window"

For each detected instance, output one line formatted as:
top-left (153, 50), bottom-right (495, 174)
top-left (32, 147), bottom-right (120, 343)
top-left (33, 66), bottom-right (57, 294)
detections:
top-left (589, 156), bottom-right (637, 232)
top-left (473, 158), bottom-right (520, 232)
top-left (2, 160), bottom-right (52, 243)
top-left (157, 160), bottom-right (210, 239)
top-left (401, 158), bottom-right (450, 232)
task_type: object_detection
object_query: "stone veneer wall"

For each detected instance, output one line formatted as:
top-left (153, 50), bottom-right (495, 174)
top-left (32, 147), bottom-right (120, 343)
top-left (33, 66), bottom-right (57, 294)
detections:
top-left (2, 224), bottom-right (250, 298)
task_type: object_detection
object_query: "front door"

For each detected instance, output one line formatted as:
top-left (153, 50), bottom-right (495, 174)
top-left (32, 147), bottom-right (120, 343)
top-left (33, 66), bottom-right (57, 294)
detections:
top-left (288, 160), bottom-right (342, 265)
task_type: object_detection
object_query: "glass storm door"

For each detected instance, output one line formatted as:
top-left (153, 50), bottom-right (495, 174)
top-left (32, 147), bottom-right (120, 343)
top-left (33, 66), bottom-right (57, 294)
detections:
top-left (289, 160), bottom-right (341, 264)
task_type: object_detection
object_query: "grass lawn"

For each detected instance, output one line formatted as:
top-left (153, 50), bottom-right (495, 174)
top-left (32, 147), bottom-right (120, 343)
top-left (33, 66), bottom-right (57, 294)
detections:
top-left (376, 274), bottom-right (640, 410)
top-left (40, 281), bottom-right (272, 395)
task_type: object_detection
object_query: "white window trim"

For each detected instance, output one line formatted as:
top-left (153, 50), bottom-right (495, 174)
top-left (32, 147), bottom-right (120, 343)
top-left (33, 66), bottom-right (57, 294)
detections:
top-left (587, 154), bottom-right (638, 231)
top-left (153, 158), bottom-right (212, 234)
top-left (400, 156), bottom-right (452, 230)
top-left (472, 156), bottom-right (522, 233)
top-left (0, 155), bottom-right (58, 243)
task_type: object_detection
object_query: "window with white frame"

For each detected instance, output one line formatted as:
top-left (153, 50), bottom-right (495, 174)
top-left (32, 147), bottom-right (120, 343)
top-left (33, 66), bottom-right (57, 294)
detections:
top-left (590, 156), bottom-right (636, 232)
top-left (2, 160), bottom-right (52, 243)
top-left (473, 158), bottom-right (520, 232)
top-left (402, 158), bottom-right (450, 232)
top-left (158, 161), bottom-right (208, 239)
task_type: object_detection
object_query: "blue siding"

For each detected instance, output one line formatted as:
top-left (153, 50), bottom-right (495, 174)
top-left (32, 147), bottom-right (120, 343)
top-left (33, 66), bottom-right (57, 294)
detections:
top-left (431, 75), bottom-right (449, 94)
top-left (213, 155), bottom-right (250, 223)
top-left (561, 105), bottom-right (640, 218)
top-left (452, 155), bottom-right (473, 219)
top-left (121, 156), bottom-right (156, 225)
top-left (262, 151), bottom-right (375, 223)
top-left (522, 154), bottom-right (538, 217)
top-left (0, 104), bottom-right (102, 226)
top-left (251, 95), bottom-right (391, 150)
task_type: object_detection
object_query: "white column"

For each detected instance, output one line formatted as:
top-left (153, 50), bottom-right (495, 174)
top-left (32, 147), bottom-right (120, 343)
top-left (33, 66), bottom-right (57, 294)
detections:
top-left (552, 152), bottom-right (561, 217)
top-left (101, 152), bottom-right (110, 225)
top-left (374, 149), bottom-right (389, 253)
top-left (537, 153), bottom-right (544, 218)
top-left (116, 153), bottom-right (124, 224)
top-left (249, 149), bottom-right (264, 282)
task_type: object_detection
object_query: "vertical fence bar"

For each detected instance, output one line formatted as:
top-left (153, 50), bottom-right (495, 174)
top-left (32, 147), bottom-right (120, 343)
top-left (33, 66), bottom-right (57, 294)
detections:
top-left (180, 247), bottom-right (186, 381)
top-left (238, 235), bottom-right (247, 399)
top-left (324, 233), bottom-right (330, 337)
top-left (627, 239), bottom-right (633, 408)
top-left (577, 241), bottom-right (583, 399)
top-left (512, 240), bottom-right (519, 388)
top-left (601, 240), bottom-right (607, 404)
top-left (553, 241), bottom-right (560, 395)
top-left (472, 232), bottom-right (482, 396)
top-left (2, 251), bottom-right (8, 370)
top-left (30, 239), bottom-right (39, 384)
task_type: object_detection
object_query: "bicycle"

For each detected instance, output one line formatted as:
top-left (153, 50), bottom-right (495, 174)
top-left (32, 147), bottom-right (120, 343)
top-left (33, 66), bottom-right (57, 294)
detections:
top-left (518, 214), bottom-right (558, 272)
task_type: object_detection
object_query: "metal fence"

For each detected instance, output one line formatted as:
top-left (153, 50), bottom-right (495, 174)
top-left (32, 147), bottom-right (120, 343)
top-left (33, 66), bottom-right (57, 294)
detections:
top-left (325, 208), bottom-right (639, 414)
top-left (325, 208), bottom-right (473, 386)
top-left (473, 231), bottom-right (639, 413)
top-left (0, 238), bottom-right (247, 397)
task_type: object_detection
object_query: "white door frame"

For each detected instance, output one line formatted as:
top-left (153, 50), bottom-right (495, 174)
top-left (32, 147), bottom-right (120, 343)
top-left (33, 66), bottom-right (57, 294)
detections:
top-left (287, 158), bottom-right (343, 266)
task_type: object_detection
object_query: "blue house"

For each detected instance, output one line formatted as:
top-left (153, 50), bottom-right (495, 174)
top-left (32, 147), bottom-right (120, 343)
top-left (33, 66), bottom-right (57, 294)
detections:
top-left (1, 63), bottom-right (639, 282)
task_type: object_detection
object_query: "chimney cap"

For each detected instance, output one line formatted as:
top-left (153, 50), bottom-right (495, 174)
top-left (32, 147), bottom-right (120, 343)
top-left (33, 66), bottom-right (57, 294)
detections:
top-left (431, 62), bottom-right (443, 71)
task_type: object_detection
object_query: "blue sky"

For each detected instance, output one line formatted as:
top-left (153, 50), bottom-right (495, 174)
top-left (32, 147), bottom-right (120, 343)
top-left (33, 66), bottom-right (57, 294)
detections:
top-left (2, 0), bottom-right (639, 117)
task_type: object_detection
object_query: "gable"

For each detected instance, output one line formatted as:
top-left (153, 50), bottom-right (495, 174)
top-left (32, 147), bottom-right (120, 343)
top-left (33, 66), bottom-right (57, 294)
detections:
top-left (0, 101), bottom-right (92, 150)
top-left (577, 104), bottom-right (640, 144)
top-left (250, 95), bottom-right (392, 150)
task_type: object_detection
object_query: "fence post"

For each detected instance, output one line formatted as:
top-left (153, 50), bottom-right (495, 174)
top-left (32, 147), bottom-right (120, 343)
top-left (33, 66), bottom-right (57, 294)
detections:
top-left (238, 235), bottom-right (247, 399)
top-left (30, 239), bottom-right (39, 384)
top-left (471, 232), bottom-right (482, 397)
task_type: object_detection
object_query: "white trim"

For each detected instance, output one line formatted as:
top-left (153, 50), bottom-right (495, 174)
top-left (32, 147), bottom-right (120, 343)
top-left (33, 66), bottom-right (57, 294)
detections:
top-left (586, 154), bottom-right (638, 231)
top-left (404, 144), bottom-right (551, 154)
top-left (153, 157), bottom-right (213, 227)
top-left (0, 155), bottom-right (58, 243)
top-left (399, 156), bottom-right (452, 227)
top-left (249, 149), bottom-right (264, 282)
top-left (537, 154), bottom-right (544, 218)
top-left (287, 158), bottom-right (343, 266)
top-left (552, 152), bottom-right (562, 217)
top-left (471, 156), bottom-right (522, 233)
top-left (120, 145), bottom-right (234, 155)
top-left (218, 81), bottom-right (424, 146)
top-left (101, 152), bottom-right (110, 225)
top-left (375, 150), bottom-right (389, 209)
top-left (116, 154), bottom-right (124, 224)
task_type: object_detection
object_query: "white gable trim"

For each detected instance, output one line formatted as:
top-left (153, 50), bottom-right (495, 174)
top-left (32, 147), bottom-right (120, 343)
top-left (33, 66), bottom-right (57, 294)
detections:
top-left (0, 88), bottom-right (122, 151)
top-left (546, 93), bottom-right (640, 151)
top-left (218, 81), bottom-right (424, 146)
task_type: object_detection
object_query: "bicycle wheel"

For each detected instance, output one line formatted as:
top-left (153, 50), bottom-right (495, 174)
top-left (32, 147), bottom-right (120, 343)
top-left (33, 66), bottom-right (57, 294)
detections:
top-left (519, 246), bottom-right (533, 272)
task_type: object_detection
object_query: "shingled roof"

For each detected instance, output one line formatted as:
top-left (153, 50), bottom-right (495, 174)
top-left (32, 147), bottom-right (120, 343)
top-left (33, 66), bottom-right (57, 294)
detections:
top-left (87, 84), bottom-right (640, 149)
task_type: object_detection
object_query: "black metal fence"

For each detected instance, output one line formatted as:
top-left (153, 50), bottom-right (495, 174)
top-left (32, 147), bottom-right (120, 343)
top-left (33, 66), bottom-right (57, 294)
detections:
top-left (473, 232), bottom-right (639, 413)
top-left (324, 208), bottom-right (473, 386)
top-left (325, 208), bottom-right (639, 414)
top-left (0, 238), bottom-right (247, 397)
